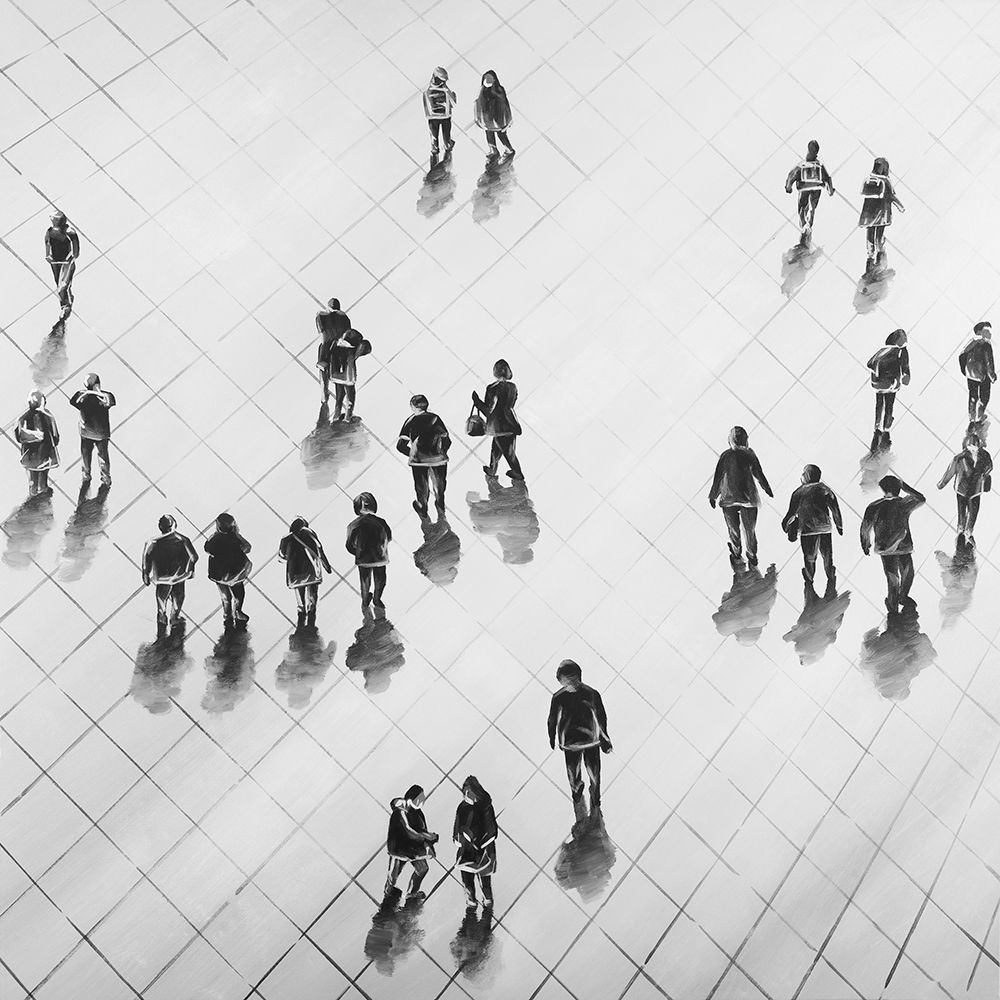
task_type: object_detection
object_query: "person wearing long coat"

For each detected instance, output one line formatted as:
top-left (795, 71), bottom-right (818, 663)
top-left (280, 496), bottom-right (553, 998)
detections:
top-left (278, 517), bottom-right (332, 627)
top-left (204, 512), bottom-right (252, 627)
top-left (385, 784), bottom-right (439, 903)
top-left (859, 156), bottom-right (904, 274)
top-left (472, 359), bottom-right (524, 481)
top-left (474, 70), bottom-right (514, 156)
top-left (453, 776), bottom-right (497, 910)
top-left (15, 390), bottom-right (60, 495)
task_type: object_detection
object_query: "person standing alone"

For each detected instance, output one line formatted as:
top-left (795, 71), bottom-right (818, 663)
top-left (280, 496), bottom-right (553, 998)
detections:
top-left (959, 322), bottom-right (995, 424)
top-left (45, 211), bottom-right (79, 321)
top-left (70, 373), bottom-right (115, 486)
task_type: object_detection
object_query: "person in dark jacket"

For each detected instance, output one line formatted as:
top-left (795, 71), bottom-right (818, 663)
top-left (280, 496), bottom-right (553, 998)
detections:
top-left (472, 360), bottom-right (524, 481)
top-left (782, 464), bottom-right (843, 584)
top-left (547, 660), bottom-right (611, 812)
top-left (346, 492), bottom-right (392, 608)
top-left (278, 516), bottom-right (332, 627)
top-left (937, 432), bottom-right (992, 545)
top-left (44, 211), bottom-right (79, 320)
top-left (453, 776), bottom-right (497, 910)
top-left (861, 475), bottom-right (925, 614)
top-left (397, 395), bottom-right (451, 516)
top-left (785, 139), bottom-right (834, 248)
top-left (859, 156), bottom-right (904, 275)
top-left (142, 514), bottom-right (198, 626)
top-left (474, 70), bottom-right (514, 156)
top-left (204, 512), bottom-right (252, 627)
top-left (423, 67), bottom-right (456, 156)
top-left (15, 390), bottom-right (60, 495)
top-left (708, 426), bottom-right (773, 567)
top-left (385, 784), bottom-right (439, 903)
top-left (315, 297), bottom-right (351, 404)
top-left (959, 322), bottom-right (995, 423)
top-left (867, 329), bottom-right (910, 452)
top-left (69, 373), bottom-right (115, 486)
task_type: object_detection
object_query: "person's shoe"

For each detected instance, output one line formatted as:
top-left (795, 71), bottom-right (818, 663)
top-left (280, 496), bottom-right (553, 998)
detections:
top-left (869, 429), bottom-right (881, 453)
top-left (434, 499), bottom-right (446, 512)
top-left (405, 890), bottom-right (426, 904)
top-left (306, 609), bottom-right (316, 628)
top-left (235, 610), bottom-right (249, 622)
top-left (747, 554), bottom-right (759, 568)
top-left (802, 568), bottom-right (814, 583)
top-left (482, 897), bottom-right (493, 910)
top-left (465, 895), bottom-right (478, 909)
top-left (880, 431), bottom-right (891, 450)
top-left (100, 477), bottom-right (111, 487)
top-left (156, 612), bottom-right (168, 626)
top-left (506, 470), bottom-right (525, 481)
top-left (373, 597), bottom-right (386, 609)
top-left (445, 139), bottom-right (455, 151)
top-left (412, 501), bottom-right (429, 518)
top-left (362, 591), bottom-right (373, 608)
top-left (296, 611), bottom-right (306, 628)
top-left (502, 145), bottom-right (515, 155)
top-left (884, 597), bottom-right (897, 613)
top-left (81, 474), bottom-right (91, 483)
top-left (483, 465), bottom-right (497, 477)
top-left (223, 616), bottom-right (234, 629)
top-left (967, 534), bottom-right (976, 547)
top-left (430, 142), bottom-right (440, 155)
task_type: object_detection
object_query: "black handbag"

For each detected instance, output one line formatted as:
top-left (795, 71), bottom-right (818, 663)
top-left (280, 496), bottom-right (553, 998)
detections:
top-left (465, 403), bottom-right (485, 437)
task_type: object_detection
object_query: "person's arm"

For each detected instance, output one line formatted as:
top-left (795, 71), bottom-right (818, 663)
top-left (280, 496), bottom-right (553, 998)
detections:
top-left (453, 809), bottom-right (462, 845)
top-left (751, 452), bottom-right (773, 498)
top-left (780, 489), bottom-right (799, 532)
top-left (278, 536), bottom-right (289, 561)
top-left (480, 803), bottom-right (498, 848)
top-left (141, 541), bottom-right (152, 585)
top-left (103, 391), bottom-right (116, 408)
top-left (989, 343), bottom-right (996, 382)
top-left (827, 488), bottom-right (844, 534)
top-left (68, 230), bottom-right (80, 259)
top-left (396, 420), bottom-right (412, 457)
top-left (822, 164), bottom-right (834, 195)
top-left (69, 390), bottom-right (85, 409)
top-left (937, 458), bottom-right (956, 490)
top-left (345, 524), bottom-right (357, 556)
top-left (49, 414), bottom-right (59, 446)
top-left (547, 696), bottom-right (559, 749)
top-left (383, 519), bottom-right (393, 544)
top-left (44, 230), bottom-right (52, 261)
top-left (239, 535), bottom-right (251, 554)
top-left (889, 181), bottom-right (904, 212)
top-left (317, 539), bottom-right (332, 573)
top-left (900, 347), bottom-right (910, 385)
top-left (860, 504), bottom-right (875, 555)
top-left (594, 691), bottom-right (612, 750)
top-left (438, 419), bottom-right (451, 456)
top-left (959, 343), bottom-right (970, 376)
top-left (784, 165), bottom-right (799, 194)
top-left (399, 809), bottom-right (436, 843)
top-left (708, 454), bottom-right (725, 507)
top-left (899, 480), bottom-right (926, 506)
top-left (983, 452), bottom-right (993, 478)
top-left (184, 537), bottom-right (199, 568)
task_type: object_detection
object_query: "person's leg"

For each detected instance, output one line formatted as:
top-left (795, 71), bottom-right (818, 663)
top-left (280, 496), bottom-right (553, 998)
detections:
top-left (967, 495), bottom-right (981, 535)
top-left (95, 439), bottom-right (111, 484)
top-left (866, 227), bottom-right (877, 267)
top-left (373, 566), bottom-right (387, 607)
top-left (38, 469), bottom-right (49, 492)
top-left (431, 464), bottom-right (447, 509)
top-left (967, 380), bottom-right (979, 423)
top-left (742, 507), bottom-right (759, 564)
top-left (883, 392), bottom-right (895, 430)
top-left (359, 566), bottom-right (372, 606)
top-left (442, 117), bottom-right (453, 149)
top-left (50, 263), bottom-right (61, 288)
top-left (898, 554), bottom-right (915, 604)
top-left (407, 859), bottom-right (429, 897)
top-left (486, 438), bottom-right (502, 476)
top-left (385, 858), bottom-right (406, 895)
top-left (305, 583), bottom-right (318, 615)
top-left (80, 438), bottom-right (94, 481)
top-left (333, 382), bottom-right (344, 417)
top-left (231, 583), bottom-right (247, 620)
top-left (461, 871), bottom-right (477, 905)
top-left (479, 875), bottom-right (493, 905)
top-left (217, 583), bottom-right (234, 621)
top-left (27, 469), bottom-right (38, 494)
top-left (881, 555), bottom-right (900, 611)
top-left (874, 392), bottom-right (885, 432)
top-left (344, 385), bottom-right (356, 419)
top-left (501, 436), bottom-right (524, 479)
top-left (429, 118), bottom-right (440, 153)
top-left (412, 466), bottom-right (430, 512)
top-left (583, 744), bottom-right (602, 809)
top-left (722, 506), bottom-right (742, 559)
top-left (497, 129), bottom-right (514, 152)
top-left (172, 582), bottom-right (186, 618)
top-left (155, 584), bottom-right (171, 621)
top-left (800, 534), bottom-right (818, 582)
top-left (819, 532), bottom-right (835, 578)
top-left (64, 260), bottom-right (75, 310)
top-left (564, 749), bottom-right (585, 802)
top-left (980, 379), bottom-right (991, 419)
top-left (486, 129), bottom-right (498, 152)
top-left (797, 192), bottom-right (809, 237)
top-left (957, 493), bottom-right (969, 533)
top-left (295, 586), bottom-right (307, 613)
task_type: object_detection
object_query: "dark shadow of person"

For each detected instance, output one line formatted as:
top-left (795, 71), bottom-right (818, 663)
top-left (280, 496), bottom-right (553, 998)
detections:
top-left (274, 624), bottom-right (336, 709)
top-left (202, 627), bottom-right (256, 713)
top-left (859, 437), bottom-right (894, 492)
top-left (363, 894), bottom-right (427, 977)
top-left (450, 906), bottom-right (498, 986)
top-left (553, 806), bottom-right (617, 903)
top-left (853, 265), bottom-right (895, 315)
top-left (712, 565), bottom-right (779, 645)
top-left (413, 511), bottom-right (461, 586)
top-left (129, 620), bottom-right (194, 715)
top-left (782, 579), bottom-right (852, 665)
top-left (31, 322), bottom-right (70, 390)
top-left (858, 605), bottom-right (936, 700)
top-left (345, 607), bottom-right (406, 694)
top-left (465, 478), bottom-right (539, 565)
top-left (416, 151), bottom-right (457, 218)
top-left (779, 244), bottom-right (823, 298)
top-left (2, 490), bottom-right (56, 570)
top-left (471, 152), bottom-right (517, 224)
top-left (57, 482), bottom-right (110, 581)
top-left (935, 536), bottom-right (978, 629)
top-left (299, 402), bottom-right (372, 491)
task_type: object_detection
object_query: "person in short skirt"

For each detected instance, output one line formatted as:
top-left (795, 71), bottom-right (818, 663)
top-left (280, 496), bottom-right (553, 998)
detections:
top-left (859, 157), bottom-right (905, 275)
top-left (453, 775), bottom-right (497, 910)
top-left (472, 359), bottom-right (524, 481)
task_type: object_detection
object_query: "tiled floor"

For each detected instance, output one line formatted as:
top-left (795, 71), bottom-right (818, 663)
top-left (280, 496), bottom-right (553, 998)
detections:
top-left (2, 0), bottom-right (1000, 997)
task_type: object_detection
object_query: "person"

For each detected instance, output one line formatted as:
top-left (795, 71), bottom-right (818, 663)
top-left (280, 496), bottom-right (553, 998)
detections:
top-left (474, 70), bottom-right (514, 156)
top-left (860, 475), bottom-right (926, 614)
top-left (278, 517), bottom-right (332, 628)
top-left (781, 464), bottom-right (843, 584)
top-left (472, 360), bottom-right (523, 481)
top-left (453, 776), bottom-right (498, 910)
top-left (142, 515), bottom-right (198, 626)
top-left (784, 139), bottom-right (834, 248)
top-left (867, 329), bottom-right (910, 452)
top-left (423, 67), bottom-right (456, 156)
top-left (315, 298), bottom-right (351, 404)
top-left (708, 426), bottom-right (773, 567)
top-left (204, 512), bottom-right (252, 627)
top-left (346, 492), bottom-right (392, 608)
top-left (15, 390), bottom-right (59, 496)
top-left (937, 432), bottom-right (992, 545)
top-left (547, 660), bottom-right (611, 812)
top-left (397, 395), bottom-right (451, 516)
top-left (69, 373), bottom-right (115, 486)
top-left (44, 211), bottom-right (79, 319)
top-left (385, 784), bottom-right (439, 903)
top-left (959, 321), bottom-right (995, 424)
top-left (859, 156), bottom-right (904, 275)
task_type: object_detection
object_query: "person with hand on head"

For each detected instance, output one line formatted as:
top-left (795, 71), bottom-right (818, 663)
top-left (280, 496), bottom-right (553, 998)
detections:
top-left (959, 321), bottom-right (995, 424)
top-left (397, 395), bottom-right (451, 517)
top-left (15, 390), bottom-right (59, 496)
top-left (44, 210), bottom-right (79, 320)
top-left (345, 492), bottom-right (392, 609)
top-left (204, 512), bottom-right (252, 628)
top-left (278, 516), bottom-right (332, 628)
top-left (860, 475), bottom-right (925, 614)
top-left (784, 139), bottom-right (834, 249)
top-left (423, 67), bottom-right (456, 156)
top-left (937, 432), bottom-right (992, 547)
top-left (385, 784), bottom-right (439, 904)
top-left (69, 373), bottom-right (115, 486)
top-left (142, 514), bottom-right (198, 627)
top-left (781, 464), bottom-right (843, 585)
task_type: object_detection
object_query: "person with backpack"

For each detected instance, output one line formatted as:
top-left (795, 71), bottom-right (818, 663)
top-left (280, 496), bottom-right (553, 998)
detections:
top-left (867, 329), bottom-right (910, 452)
top-left (423, 67), bottom-right (456, 156)
top-left (784, 139), bottom-right (834, 248)
top-left (781, 464), bottom-right (844, 585)
top-left (861, 475), bottom-right (925, 614)
top-left (859, 156), bottom-right (905, 276)
top-left (278, 517), bottom-right (332, 628)
top-left (959, 321), bottom-right (995, 424)
top-left (937, 432), bottom-right (992, 546)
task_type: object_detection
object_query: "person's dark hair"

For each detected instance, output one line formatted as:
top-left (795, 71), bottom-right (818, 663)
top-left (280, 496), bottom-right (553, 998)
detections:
top-left (730, 425), bottom-right (749, 447)
top-left (290, 516), bottom-right (308, 533)
top-left (803, 464), bottom-right (821, 483)
top-left (52, 211), bottom-right (67, 225)
top-left (963, 432), bottom-right (981, 450)
top-left (462, 775), bottom-right (490, 803)
top-left (404, 783), bottom-right (424, 802)
top-left (974, 321), bottom-right (991, 336)
top-left (556, 659), bottom-right (582, 681)
top-left (879, 475), bottom-right (901, 496)
top-left (354, 491), bottom-right (377, 515)
top-left (481, 69), bottom-right (505, 93)
top-left (410, 394), bottom-right (429, 411)
top-left (328, 297), bottom-right (340, 310)
top-left (873, 156), bottom-right (889, 176)
top-left (493, 359), bottom-right (512, 379)
top-left (216, 512), bottom-right (236, 533)
top-left (886, 329), bottom-right (906, 346)
top-left (158, 514), bottom-right (176, 533)
top-left (807, 139), bottom-right (819, 157)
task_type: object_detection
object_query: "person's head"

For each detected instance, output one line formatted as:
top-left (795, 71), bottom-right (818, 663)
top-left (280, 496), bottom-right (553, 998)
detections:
top-left (974, 321), bottom-right (992, 339)
top-left (85, 372), bottom-right (101, 390)
top-left (493, 359), bottom-right (512, 380)
top-left (802, 464), bottom-right (821, 484)
top-left (462, 775), bottom-right (488, 804)
top-left (729, 425), bottom-right (749, 448)
top-left (410, 393), bottom-right (429, 414)
top-left (555, 659), bottom-right (582, 690)
top-left (878, 475), bottom-right (901, 497)
top-left (27, 390), bottom-right (45, 410)
top-left (327, 297), bottom-right (340, 311)
top-left (873, 156), bottom-right (889, 176)
top-left (215, 512), bottom-right (237, 533)
top-left (354, 491), bottom-right (377, 515)
top-left (50, 211), bottom-right (67, 229)
top-left (404, 783), bottom-right (425, 806)
top-left (806, 139), bottom-right (819, 159)
top-left (964, 432), bottom-right (981, 453)
top-left (886, 328), bottom-right (907, 347)
top-left (482, 70), bottom-right (498, 89)
top-left (289, 516), bottom-right (308, 533)
top-left (432, 66), bottom-right (448, 84)
top-left (158, 514), bottom-right (177, 533)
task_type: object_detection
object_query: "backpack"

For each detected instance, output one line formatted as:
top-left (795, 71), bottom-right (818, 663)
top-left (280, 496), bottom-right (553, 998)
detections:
top-left (799, 160), bottom-right (823, 189)
top-left (861, 175), bottom-right (887, 199)
top-left (870, 346), bottom-right (900, 387)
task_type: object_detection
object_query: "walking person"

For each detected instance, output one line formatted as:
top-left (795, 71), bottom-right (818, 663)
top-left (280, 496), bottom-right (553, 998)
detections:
top-left (474, 70), bottom-right (514, 156)
top-left (315, 297), bottom-right (351, 404)
top-left (142, 515), bottom-right (198, 627)
top-left (861, 475), bottom-right (926, 614)
top-left (859, 157), bottom-right (904, 277)
top-left (547, 660), bottom-right (612, 813)
top-left (937, 432), bottom-right (992, 546)
top-left (204, 512), bottom-right (252, 627)
top-left (867, 329), bottom-right (910, 452)
top-left (15, 390), bottom-right (60, 496)
top-left (959, 321), bottom-right (995, 424)
top-left (328, 327), bottom-right (369, 422)
top-left (346, 492), bottom-right (392, 609)
top-left (453, 776), bottom-right (497, 910)
top-left (397, 395), bottom-right (451, 516)
top-left (423, 67), bottom-right (456, 156)
top-left (784, 139), bottom-right (834, 248)
top-left (44, 211), bottom-right (79, 320)
top-left (708, 426), bottom-right (773, 567)
top-left (781, 464), bottom-right (843, 585)
top-left (385, 784), bottom-right (439, 904)
top-left (472, 360), bottom-right (524, 481)
top-left (69, 373), bottom-right (115, 486)
top-left (278, 517), bottom-right (332, 628)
